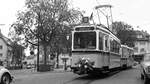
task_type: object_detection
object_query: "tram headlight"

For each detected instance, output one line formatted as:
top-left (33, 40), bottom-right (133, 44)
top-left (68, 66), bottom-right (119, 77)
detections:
top-left (84, 65), bottom-right (88, 68)
top-left (78, 64), bottom-right (81, 67)
top-left (85, 60), bottom-right (88, 63)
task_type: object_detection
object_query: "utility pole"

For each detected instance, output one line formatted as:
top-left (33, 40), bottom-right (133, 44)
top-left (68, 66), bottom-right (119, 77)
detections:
top-left (37, 23), bottom-right (40, 71)
top-left (37, 34), bottom-right (39, 71)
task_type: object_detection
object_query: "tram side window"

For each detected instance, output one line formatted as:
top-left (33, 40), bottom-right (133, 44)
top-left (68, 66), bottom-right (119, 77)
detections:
top-left (99, 32), bottom-right (104, 50)
top-left (110, 39), bottom-right (120, 53)
top-left (116, 43), bottom-right (120, 53)
top-left (110, 38), bottom-right (113, 52)
top-left (115, 41), bottom-right (120, 53)
top-left (105, 35), bottom-right (109, 51)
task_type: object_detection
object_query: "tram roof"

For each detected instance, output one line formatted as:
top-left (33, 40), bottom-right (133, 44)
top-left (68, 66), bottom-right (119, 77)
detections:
top-left (73, 24), bottom-right (120, 42)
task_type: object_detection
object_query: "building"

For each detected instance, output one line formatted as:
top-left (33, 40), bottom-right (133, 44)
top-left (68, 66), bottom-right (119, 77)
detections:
top-left (0, 30), bottom-right (13, 67)
top-left (133, 30), bottom-right (150, 62)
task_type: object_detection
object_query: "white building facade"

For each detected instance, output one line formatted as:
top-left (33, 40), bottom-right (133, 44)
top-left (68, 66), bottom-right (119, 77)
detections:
top-left (133, 30), bottom-right (150, 62)
top-left (0, 33), bottom-right (13, 67)
top-left (134, 40), bottom-right (150, 55)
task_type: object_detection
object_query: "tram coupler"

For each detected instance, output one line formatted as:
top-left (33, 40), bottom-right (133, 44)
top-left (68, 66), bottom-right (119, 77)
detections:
top-left (72, 58), bottom-right (95, 75)
top-left (74, 64), bottom-right (94, 75)
top-left (75, 67), bottom-right (92, 75)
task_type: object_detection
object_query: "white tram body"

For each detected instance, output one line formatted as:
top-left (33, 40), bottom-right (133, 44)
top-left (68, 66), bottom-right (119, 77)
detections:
top-left (71, 23), bottom-right (121, 75)
top-left (120, 45), bottom-right (134, 69)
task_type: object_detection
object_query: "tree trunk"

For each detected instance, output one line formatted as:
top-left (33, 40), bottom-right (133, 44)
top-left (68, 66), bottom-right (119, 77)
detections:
top-left (43, 44), bottom-right (47, 65)
top-left (56, 52), bottom-right (60, 68)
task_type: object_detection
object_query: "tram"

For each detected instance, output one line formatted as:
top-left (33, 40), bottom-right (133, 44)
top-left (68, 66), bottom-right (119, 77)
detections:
top-left (70, 17), bottom-right (121, 75)
top-left (120, 45), bottom-right (134, 69)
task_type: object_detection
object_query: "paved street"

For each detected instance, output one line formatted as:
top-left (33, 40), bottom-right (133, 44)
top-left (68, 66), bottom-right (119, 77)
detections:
top-left (9, 65), bottom-right (146, 84)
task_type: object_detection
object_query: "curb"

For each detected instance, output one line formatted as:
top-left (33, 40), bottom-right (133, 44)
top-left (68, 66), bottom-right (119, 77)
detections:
top-left (10, 69), bottom-right (72, 75)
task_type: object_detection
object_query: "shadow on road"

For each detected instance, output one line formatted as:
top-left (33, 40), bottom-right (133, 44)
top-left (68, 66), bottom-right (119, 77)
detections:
top-left (63, 70), bottom-right (122, 84)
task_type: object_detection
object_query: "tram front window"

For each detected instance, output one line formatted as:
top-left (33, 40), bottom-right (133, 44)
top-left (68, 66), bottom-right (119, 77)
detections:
top-left (74, 32), bottom-right (96, 49)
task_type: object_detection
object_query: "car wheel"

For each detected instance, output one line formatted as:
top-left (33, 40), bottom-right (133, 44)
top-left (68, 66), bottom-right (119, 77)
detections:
top-left (141, 74), bottom-right (144, 80)
top-left (1, 74), bottom-right (10, 84)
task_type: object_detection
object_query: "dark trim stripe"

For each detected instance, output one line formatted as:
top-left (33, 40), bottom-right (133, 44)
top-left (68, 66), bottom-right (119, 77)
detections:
top-left (72, 51), bottom-right (120, 56)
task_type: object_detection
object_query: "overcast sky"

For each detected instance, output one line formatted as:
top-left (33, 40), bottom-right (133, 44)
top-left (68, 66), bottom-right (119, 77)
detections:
top-left (0, 0), bottom-right (150, 37)
top-left (72, 0), bottom-right (150, 33)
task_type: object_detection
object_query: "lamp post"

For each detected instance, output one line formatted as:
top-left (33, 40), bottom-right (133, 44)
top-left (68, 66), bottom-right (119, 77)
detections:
top-left (62, 35), bottom-right (70, 71)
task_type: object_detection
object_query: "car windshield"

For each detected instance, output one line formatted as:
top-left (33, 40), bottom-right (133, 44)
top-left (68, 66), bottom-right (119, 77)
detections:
top-left (144, 54), bottom-right (150, 61)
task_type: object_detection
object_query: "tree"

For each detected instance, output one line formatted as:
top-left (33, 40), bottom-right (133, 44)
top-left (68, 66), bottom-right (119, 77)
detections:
top-left (50, 25), bottom-right (72, 68)
top-left (117, 30), bottom-right (136, 47)
top-left (112, 21), bottom-right (136, 47)
top-left (9, 0), bottom-right (82, 65)
top-left (112, 21), bottom-right (132, 33)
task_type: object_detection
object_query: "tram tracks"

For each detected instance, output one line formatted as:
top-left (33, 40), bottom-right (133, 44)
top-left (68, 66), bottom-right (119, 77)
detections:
top-left (63, 69), bottom-right (122, 84)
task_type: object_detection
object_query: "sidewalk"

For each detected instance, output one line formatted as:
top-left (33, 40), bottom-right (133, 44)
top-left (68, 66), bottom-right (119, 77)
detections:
top-left (10, 68), bottom-right (71, 76)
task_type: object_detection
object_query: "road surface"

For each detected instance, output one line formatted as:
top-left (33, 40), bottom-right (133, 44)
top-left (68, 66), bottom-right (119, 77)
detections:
top-left (11, 67), bottom-right (145, 84)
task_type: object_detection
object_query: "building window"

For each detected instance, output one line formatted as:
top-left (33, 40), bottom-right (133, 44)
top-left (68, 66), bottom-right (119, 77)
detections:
top-left (0, 45), bottom-right (2, 49)
top-left (134, 47), bottom-right (138, 52)
top-left (139, 42), bottom-right (145, 45)
top-left (134, 42), bottom-right (138, 45)
top-left (140, 48), bottom-right (145, 53)
top-left (137, 35), bottom-right (143, 38)
top-left (0, 53), bottom-right (3, 57)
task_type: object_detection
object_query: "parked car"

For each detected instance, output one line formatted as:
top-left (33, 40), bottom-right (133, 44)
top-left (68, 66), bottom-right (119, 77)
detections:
top-left (133, 61), bottom-right (139, 66)
top-left (26, 64), bottom-right (32, 69)
top-left (140, 53), bottom-right (150, 84)
top-left (0, 66), bottom-right (13, 84)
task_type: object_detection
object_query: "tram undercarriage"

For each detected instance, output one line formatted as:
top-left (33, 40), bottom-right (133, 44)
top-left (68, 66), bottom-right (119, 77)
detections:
top-left (71, 58), bottom-right (121, 75)
top-left (72, 67), bottom-right (109, 75)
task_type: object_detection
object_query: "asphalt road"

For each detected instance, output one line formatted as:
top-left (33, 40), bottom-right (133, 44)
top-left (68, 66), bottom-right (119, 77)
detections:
top-left (11, 66), bottom-right (145, 84)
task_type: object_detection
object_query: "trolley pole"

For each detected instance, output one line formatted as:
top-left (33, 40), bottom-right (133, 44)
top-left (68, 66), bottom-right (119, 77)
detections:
top-left (95, 5), bottom-right (113, 30)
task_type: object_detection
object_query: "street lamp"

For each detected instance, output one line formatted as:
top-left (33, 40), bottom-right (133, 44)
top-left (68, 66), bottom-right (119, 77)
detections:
top-left (62, 35), bottom-right (70, 71)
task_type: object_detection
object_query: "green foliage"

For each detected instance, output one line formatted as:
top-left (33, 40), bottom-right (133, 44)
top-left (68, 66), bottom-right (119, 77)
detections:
top-left (112, 21), bottom-right (132, 33)
top-left (112, 21), bottom-right (136, 47)
top-left (117, 30), bottom-right (136, 47)
top-left (9, 0), bottom-right (83, 65)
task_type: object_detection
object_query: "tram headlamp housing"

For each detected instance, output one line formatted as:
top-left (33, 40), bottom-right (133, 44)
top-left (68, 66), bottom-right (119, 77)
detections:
top-left (84, 65), bottom-right (88, 68)
top-left (78, 64), bottom-right (81, 67)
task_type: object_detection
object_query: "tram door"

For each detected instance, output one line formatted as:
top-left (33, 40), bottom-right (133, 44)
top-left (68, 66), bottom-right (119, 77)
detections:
top-left (102, 35), bottom-right (110, 68)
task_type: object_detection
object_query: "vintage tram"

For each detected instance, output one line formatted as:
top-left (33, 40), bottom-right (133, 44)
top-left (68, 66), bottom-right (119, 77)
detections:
top-left (70, 17), bottom-right (121, 75)
top-left (120, 45), bottom-right (134, 69)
